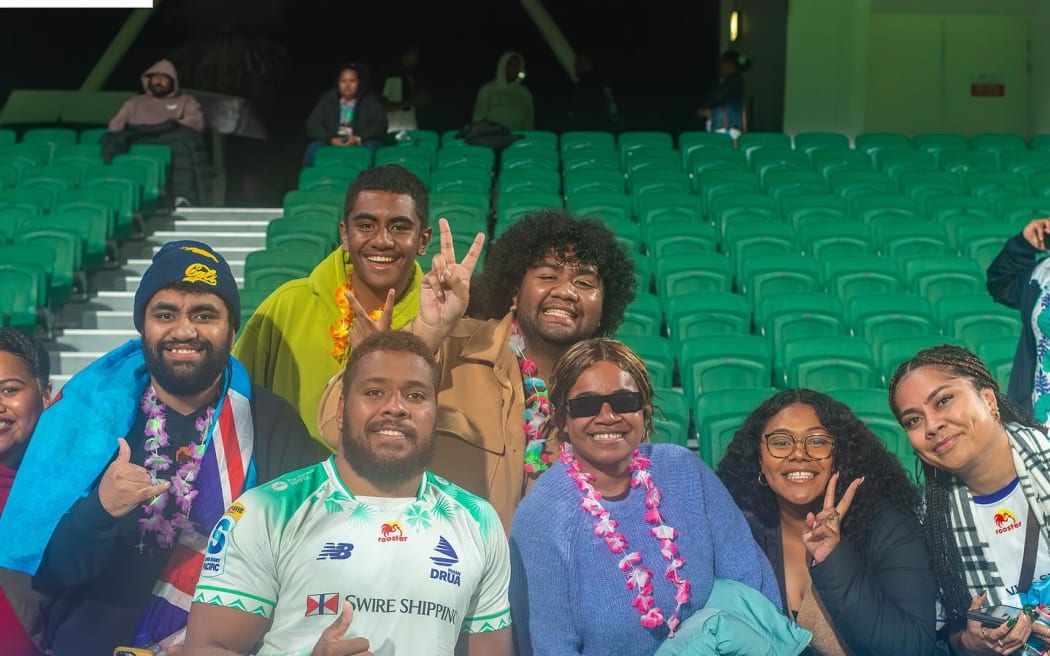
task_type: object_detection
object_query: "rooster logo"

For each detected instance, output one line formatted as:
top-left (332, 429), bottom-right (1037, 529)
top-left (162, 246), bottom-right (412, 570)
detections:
top-left (381, 522), bottom-right (403, 538)
top-left (994, 510), bottom-right (1017, 528)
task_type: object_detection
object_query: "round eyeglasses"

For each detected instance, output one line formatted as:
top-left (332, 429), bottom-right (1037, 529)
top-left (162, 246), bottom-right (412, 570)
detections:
top-left (762, 432), bottom-right (834, 460)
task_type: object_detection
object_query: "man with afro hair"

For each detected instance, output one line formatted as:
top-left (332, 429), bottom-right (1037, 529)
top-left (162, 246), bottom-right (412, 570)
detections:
top-left (418, 209), bottom-right (636, 532)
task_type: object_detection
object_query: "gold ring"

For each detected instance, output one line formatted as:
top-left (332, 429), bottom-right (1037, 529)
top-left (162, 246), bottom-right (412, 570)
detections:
top-left (827, 513), bottom-right (840, 522)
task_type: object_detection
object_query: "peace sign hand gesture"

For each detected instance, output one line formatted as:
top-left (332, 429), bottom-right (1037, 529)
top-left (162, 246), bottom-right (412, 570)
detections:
top-left (345, 287), bottom-right (395, 349)
top-left (414, 218), bottom-right (485, 351)
top-left (802, 472), bottom-right (864, 565)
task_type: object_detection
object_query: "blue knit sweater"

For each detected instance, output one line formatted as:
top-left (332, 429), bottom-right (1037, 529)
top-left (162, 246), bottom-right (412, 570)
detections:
top-left (510, 443), bottom-right (781, 656)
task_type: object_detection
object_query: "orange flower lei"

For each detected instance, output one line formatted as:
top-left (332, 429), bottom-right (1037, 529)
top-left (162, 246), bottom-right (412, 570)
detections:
top-left (329, 281), bottom-right (385, 363)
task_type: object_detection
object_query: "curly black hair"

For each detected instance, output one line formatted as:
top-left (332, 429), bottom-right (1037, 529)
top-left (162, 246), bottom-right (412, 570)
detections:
top-left (0, 327), bottom-right (49, 387)
top-left (716, 388), bottom-right (920, 554)
top-left (467, 209), bottom-right (636, 335)
top-left (888, 344), bottom-right (1045, 624)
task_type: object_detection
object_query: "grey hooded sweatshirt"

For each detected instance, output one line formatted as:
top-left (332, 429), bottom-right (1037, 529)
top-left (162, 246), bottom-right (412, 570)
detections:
top-left (472, 51), bottom-right (534, 130)
top-left (108, 59), bottom-right (205, 133)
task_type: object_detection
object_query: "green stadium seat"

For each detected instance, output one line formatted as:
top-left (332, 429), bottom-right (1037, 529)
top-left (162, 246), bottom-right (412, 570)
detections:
top-left (996, 196), bottom-right (1050, 224)
top-left (497, 168), bottom-right (559, 195)
top-left (375, 146), bottom-right (434, 172)
top-left (0, 265), bottom-right (43, 334)
top-left (654, 253), bottom-right (733, 301)
top-left (299, 165), bottom-right (360, 192)
top-left (0, 187), bottom-right (53, 213)
top-left (828, 170), bottom-right (895, 201)
top-left (236, 288), bottom-right (272, 337)
top-left (79, 128), bottom-right (108, 144)
top-left (696, 169), bottom-right (760, 214)
top-left (128, 144), bottom-right (172, 184)
top-left (737, 132), bottom-right (792, 159)
top-left (939, 150), bottom-right (999, 175)
top-left (898, 171), bottom-right (965, 207)
top-left (822, 255), bottom-right (903, 302)
top-left (665, 293), bottom-right (751, 349)
top-left (397, 130), bottom-right (440, 150)
top-left (617, 334), bottom-right (674, 388)
top-left (912, 133), bottom-right (969, 164)
top-left (636, 193), bottom-right (705, 241)
top-left (780, 194), bottom-right (848, 230)
top-left (111, 154), bottom-right (163, 207)
top-left (970, 133), bottom-right (1028, 164)
top-left (266, 214), bottom-right (337, 247)
top-left (312, 146), bottom-right (373, 169)
top-left (901, 254), bottom-right (984, 304)
top-left (680, 335), bottom-right (772, 405)
top-left (428, 168), bottom-right (491, 194)
top-left (21, 128), bottom-right (77, 151)
top-left (243, 248), bottom-right (318, 293)
top-left (645, 222), bottom-right (717, 258)
top-left (617, 292), bottom-right (663, 337)
top-left (874, 222), bottom-right (949, 259)
top-left (429, 191), bottom-right (489, 230)
top-left (627, 168), bottom-right (690, 196)
top-left (724, 222), bottom-right (799, 272)
top-left (763, 170), bottom-right (826, 201)
top-left (563, 169), bottom-right (625, 196)
top-left (793, 132), bottom-right (850, 155)
top-left (0, 129), bottom-right (16, 146)
top-left (501, 146), bottom-right (558, 171)
top-left (0, 243), bottom-right (65, 311)
top-left (0, 206), bottom-right (34, 242)
top-left (854, 133), bottom-right (912, 161)
top-left (851, 195), bottom-right (919, 227)
top-left (825, 388), bottom-right (908, 453)
top-left (619, 131), bottom-right (674, 153)
top-left (284, 189), bottom-right (343, 212)
top-left (1030, 171), bottom-right (1050, 199)
top-left (59, 184), bottom-right (135, 239)
top-left (83, 164), bottom-right (145, 211)
top-left (755, 292), bottom-right (847, 363)
top-left (561, 146), bottom-right (620, 172)
top-left (15, 229), bottom-right (84, 304)
top-left (876, 149), bottom-right (937, 182)
top-left (738, 255), bottom-right (820, 305)
top-left (965, 171), bottom-right (1029, 202)
top-left (750, 149), bottom-right (811, 182)
top-left (679, 131), bottom-right (735, 169)
top-left (847, 292), bottom-right (939, 354)
top-left (1002, 151), bottom-right (1050, 179)
top-left (652, 387), bottom-right (690, 447)
top-left (936, 294), bottom-right (1022, 350)
top-left (799, 221), bottom-right (871, 259)
top-left (19, 165), bottom-right (81, 196)
top-left (0, 162), bottom-right (18, 189)
top-left (36, 210), bottom-right (109, 270)
top-left (51, 144), bottom-right (104, 170)
top-left (689, 149), bottom-right (749, 177)
top-left (710, 194), bottom-right (778, 237)
top-left (560, 131), bottom-right (616, 152)
top-left (509, 130), bottom-right (557, 150)
top-left (877, 335), bottom-right (964, 385)
top-left (494, 190), bottom-right (563, 230)
top-left (0, 144), bottom-right (50, 170)
top-left (780, 335), bottom-right (879, 390)
top-left (811, 149), bottom-right (874, 180)
top-left (976, 335), bottom-right (1019, 391)
top-left (440, 129), bottom-right (464, 147)
top-left (1032, 135), bottom-right (1050, 151)
top-left (53, 199), bottom-right (115, 240)
top-left (695, 387), bottom-right (778, 466)
top-left (953, 222), bottom-right (1016, 269)
top-left (623, 148), bottom-right (679, 175)
top-left (566, 191), bottom-right (632, 226)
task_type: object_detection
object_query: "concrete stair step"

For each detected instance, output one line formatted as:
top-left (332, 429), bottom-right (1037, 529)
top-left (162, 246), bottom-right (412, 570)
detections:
top-left (47, 350), bottom-right (106, 376)
top-left (84, 291), bottom-right (137, 312)
top-left (76, 310), bottom-right (134, 329)
top-left (148, 232), bottom-right (266, 250)
top-left (173, 207), bottom-right (281, 223)
top-left (52, 329), bottom-right (139, 352)
top-left (117, 258), bottom-right (248, 278)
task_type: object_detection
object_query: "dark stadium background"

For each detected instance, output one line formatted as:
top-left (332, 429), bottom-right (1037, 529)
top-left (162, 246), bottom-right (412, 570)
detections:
top-left (1, 1), bottom-right (719, 205)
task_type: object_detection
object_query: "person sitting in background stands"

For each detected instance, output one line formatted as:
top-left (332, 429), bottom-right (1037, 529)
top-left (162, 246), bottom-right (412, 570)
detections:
top-left (472, 51), bottom-right (534, 131)
top-left (304, 61), bottom-right (388, 166)
top-left (986, 217), bottom-right (1050, 424)
top-left (0, 329), bottom-right (53, 656)
top-left (104, 58), bottom-right (210, 208)
top-left (382, 45), bottom-right (431, 132)
top-left (696, 49), bottom-right (751, 139)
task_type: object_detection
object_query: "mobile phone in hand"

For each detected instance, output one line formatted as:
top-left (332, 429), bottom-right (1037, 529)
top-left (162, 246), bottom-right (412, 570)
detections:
top-left (966, 604), bottom-right (1022, 628)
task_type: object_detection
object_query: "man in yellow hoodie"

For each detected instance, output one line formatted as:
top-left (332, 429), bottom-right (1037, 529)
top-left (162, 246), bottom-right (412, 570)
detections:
top-left (234, 164), bottom-right (432, 446)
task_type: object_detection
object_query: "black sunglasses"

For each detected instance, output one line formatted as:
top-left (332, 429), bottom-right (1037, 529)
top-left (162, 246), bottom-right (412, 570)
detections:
top-left (566, 391), bottom-right (644, 418)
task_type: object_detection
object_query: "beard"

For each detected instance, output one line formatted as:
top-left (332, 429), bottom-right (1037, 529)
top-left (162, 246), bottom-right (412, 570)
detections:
top-left (149, 81), bottom-right (172, 97)
top-left (143, 338), bottom-right (229, 398)
top-left (340, 417), bottom-right (434, 490)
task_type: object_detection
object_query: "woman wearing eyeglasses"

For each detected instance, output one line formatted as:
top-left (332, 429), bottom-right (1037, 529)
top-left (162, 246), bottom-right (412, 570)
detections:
top-left (717, 389), bottom-right (939, 656)
top-left (509, 338), bottom-right (789, 656)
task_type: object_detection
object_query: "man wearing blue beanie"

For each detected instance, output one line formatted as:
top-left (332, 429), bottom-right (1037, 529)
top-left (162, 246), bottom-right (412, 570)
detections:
top-left (0, 240), bottom-right (326, 656)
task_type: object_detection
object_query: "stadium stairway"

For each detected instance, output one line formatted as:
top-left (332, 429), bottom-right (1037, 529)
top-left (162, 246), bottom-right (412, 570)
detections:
top-left (46, 208), bottom-right (276, 390)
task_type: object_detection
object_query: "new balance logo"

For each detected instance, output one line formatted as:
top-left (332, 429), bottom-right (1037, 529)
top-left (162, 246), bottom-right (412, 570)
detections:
top-left (305, 593), bottom-right (340, 616)
top-left (431, 536), bottom-right (459, 567)
top-left (316, 542), bottom-right (354, 560)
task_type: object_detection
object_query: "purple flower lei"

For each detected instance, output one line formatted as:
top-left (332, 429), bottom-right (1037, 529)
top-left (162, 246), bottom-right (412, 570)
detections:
top-left (561, 445), bottom-right (691, 637)
top-left (137, 385), bottom-right (213, 551)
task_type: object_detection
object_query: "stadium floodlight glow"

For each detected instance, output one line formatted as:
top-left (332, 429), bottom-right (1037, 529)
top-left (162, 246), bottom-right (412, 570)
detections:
top-left (730, 10), bottom-right (740, 42)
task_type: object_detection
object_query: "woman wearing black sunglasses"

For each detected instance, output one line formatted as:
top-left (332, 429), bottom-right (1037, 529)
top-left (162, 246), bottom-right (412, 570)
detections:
top-left (509, 338), bottom-right (788, 655)
top-left (717, 389), bottom-right (939, 655)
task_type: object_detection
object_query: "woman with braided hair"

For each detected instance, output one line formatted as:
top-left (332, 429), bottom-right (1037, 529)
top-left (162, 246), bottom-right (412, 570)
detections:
top-left (890, 343), bottom-right (1050, 655)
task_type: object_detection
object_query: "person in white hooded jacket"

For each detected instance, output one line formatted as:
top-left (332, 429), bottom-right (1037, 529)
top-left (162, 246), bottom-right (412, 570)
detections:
top-left (472, 51), bottom-right (534, 130)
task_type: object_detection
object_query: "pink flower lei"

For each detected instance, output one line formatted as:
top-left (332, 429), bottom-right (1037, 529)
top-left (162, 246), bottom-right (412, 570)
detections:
top-left (509, 319), bottom-right (553, 474)
top-left (137, 385), bottom-right (213, 551)
top-left (561, 445), bottom-right (691, 637)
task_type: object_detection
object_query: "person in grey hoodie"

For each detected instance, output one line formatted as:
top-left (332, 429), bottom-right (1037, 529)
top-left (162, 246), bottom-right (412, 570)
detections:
top-left (108, 59), bottom-right (204, 133)
top-left (472, 51), bottom-right (534, 130)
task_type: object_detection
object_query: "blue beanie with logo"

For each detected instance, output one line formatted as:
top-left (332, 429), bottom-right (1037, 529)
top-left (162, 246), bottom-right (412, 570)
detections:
top-left (133, 240), bottom-right (241, 332)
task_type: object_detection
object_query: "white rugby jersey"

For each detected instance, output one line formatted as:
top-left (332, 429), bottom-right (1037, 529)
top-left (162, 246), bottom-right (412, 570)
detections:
top-left (193, 456), bottom-right (511, 656)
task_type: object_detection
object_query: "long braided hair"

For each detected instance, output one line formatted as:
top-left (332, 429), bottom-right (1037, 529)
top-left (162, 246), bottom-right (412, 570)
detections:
top-left (887, 344), bottom-right (1044, 622)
